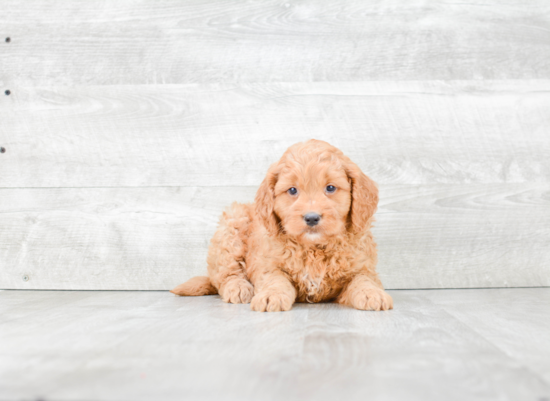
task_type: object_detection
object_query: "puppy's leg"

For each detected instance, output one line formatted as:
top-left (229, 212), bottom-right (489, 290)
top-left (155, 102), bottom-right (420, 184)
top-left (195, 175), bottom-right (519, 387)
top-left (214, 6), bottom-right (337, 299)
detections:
top-left (250, 271), bottom-right (296, 312)
top-left (337, 275), bottom-right (393, 311)
top-left (207, 203), bottom-right (254, 304)
top-left (219, 276), bottom-right (254, 304)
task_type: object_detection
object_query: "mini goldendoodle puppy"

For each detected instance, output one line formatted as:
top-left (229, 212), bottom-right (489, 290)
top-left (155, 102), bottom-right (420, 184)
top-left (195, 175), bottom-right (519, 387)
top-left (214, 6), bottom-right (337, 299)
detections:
top-left (171, 139), bottom-right (393, 312)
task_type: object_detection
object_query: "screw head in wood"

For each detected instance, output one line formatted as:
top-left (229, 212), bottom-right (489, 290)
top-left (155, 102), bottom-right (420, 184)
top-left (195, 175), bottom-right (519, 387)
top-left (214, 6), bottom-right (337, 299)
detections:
top-left (22, 275), bottom-right (30, 282)
top-left (4, 90), bottom-right (10, 96)
top-left (0, 147), bottom-right (5, 153)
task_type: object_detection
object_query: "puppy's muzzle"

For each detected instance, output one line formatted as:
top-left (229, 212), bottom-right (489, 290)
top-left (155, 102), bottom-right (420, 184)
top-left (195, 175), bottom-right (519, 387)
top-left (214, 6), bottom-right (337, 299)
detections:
top-left (304, 212), bottom-right (321, 227)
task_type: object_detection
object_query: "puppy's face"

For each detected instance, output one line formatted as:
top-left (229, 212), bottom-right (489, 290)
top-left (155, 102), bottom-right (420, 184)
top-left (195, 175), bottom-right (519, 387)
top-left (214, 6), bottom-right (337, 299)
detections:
top-left (255, 140), bottom-right (379, 244)
top-left (273, 157), bottom-right (351, 243)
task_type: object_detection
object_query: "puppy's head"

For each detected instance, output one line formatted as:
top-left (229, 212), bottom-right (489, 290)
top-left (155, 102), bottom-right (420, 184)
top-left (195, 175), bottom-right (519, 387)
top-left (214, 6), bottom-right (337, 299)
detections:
top-left (255, 139), bottom-right (378, 243)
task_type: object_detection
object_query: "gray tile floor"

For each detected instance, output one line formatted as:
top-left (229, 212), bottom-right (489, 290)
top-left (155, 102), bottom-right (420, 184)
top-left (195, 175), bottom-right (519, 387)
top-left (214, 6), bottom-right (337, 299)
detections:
top-left (1, 288), bottom-right (549, 401)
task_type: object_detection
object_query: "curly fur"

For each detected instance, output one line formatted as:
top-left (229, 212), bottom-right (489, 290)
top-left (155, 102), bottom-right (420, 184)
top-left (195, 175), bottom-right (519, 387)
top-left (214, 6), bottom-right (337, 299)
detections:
top-left (171, 139), bottom-right (393, 312)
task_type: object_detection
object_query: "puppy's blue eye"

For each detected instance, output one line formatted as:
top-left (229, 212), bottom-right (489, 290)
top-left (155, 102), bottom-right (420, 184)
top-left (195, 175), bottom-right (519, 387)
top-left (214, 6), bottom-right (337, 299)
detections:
top-left (288, 187), bottom-right (298, 196)
top-left (326, 185), bottom-right (336, 193)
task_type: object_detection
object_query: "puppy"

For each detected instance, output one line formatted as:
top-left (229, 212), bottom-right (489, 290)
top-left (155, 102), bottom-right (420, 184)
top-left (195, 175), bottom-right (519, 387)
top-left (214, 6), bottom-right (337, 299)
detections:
top-left (171, 139), bottom-right (393, 312)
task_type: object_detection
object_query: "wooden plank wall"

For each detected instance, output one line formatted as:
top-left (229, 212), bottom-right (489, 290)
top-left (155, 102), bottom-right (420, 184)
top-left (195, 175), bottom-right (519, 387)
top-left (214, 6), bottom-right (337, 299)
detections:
top-left (0, 0), bottom-right (549, 290)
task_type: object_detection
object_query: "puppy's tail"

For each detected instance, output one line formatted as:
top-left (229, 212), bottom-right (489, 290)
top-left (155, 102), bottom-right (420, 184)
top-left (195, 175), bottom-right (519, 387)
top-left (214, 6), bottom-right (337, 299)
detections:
top-left (170, 276), bottom-right (218, 296)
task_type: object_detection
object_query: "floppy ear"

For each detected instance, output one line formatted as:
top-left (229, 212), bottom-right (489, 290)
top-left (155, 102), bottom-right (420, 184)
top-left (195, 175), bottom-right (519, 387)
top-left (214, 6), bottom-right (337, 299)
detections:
top-left (344, 160), bottom-right (379, 234)
top-left (254, 163), bottom-right (280, 236)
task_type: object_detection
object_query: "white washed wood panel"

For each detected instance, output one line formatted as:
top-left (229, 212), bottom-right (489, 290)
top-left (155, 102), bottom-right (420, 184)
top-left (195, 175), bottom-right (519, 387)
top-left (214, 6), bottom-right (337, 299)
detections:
top-left (1, 81), bottom-right (549, 187)
top-left (2, 290), bottom-right (550, 400)
top-left (0, 184), bottom-right (548, 290)
top-left (422, 289), bottom-right (550, 385)
top-left (1, 0), bottom-right (550, 86)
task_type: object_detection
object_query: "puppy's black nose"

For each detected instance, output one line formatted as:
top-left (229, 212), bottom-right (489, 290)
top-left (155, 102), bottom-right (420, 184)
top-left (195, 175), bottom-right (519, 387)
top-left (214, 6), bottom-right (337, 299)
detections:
top-left (304, 213), bottom-right (321, 227)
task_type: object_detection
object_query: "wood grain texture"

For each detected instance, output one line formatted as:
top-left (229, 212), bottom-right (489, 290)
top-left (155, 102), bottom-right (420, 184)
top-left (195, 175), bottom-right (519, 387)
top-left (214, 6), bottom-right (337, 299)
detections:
top-left (423, 288), bottom-right (550, 384)
top-left (1, 184), bottom-right (548, 290)
top-left (1, 289), bottom-right (549, 400)
top-left (296, 289), bottom-right (550, 401)
top-left (1, 81), bottom-right (549, 187)
top-left (1, 0), bottom-right (550, 86)
top-left (1, 1), bottom-right (549, 292)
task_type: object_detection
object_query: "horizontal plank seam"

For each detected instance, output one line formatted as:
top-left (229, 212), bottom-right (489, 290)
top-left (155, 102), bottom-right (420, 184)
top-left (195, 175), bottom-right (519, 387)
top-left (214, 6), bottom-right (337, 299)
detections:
top-left (0, 186), bottom-right (262, 190)
top-left (3, 80), bottom-right (550, 90)
top-left (1, 286), bottom-right (549, 293)
top-left (0, 183), bottom-right (546, 190)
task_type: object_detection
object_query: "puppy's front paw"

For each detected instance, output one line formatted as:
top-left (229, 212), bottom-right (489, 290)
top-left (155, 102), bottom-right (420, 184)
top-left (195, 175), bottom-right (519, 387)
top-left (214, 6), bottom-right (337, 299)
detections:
top-left (220, 278), bottom-right (254, 304)
top-left (250, 291), bottom-right (294, 312)
top-left (350, 287), bottom-right (393, 311)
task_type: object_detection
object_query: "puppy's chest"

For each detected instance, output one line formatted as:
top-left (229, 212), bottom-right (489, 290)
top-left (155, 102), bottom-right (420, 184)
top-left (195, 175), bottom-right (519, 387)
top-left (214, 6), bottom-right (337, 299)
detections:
top-left (283, 251), bottom-right (351, 303)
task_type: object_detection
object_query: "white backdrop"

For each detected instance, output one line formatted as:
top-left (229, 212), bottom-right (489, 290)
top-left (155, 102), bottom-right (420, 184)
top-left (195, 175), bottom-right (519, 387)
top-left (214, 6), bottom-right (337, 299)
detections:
top-left (1, 0), bottom-right (549, 289)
